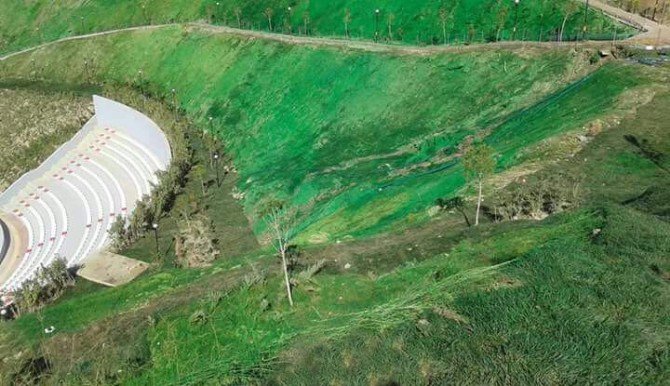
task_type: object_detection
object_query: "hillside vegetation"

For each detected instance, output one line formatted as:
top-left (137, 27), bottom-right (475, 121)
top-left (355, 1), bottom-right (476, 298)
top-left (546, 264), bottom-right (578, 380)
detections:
top-left (0, 0), bottom-right (634, 55)
top-left (0, 5), bottom-right (667, 385)
top-left (0, 26), bottom-right (653, 243)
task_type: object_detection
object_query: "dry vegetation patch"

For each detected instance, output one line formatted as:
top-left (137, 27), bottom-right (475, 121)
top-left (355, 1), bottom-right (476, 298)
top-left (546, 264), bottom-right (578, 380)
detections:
top-left (0, 87), bottom-right (92, 190)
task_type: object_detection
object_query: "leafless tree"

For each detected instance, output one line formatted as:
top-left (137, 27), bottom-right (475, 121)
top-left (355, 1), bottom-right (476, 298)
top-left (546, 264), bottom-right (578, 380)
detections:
top-left (265, 207), bottom-right (295, 306)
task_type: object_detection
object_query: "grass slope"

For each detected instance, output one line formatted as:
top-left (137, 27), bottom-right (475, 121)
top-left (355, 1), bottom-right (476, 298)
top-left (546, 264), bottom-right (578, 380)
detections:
top-left (0, 22), bottom-right (666, 385)
top-left (0, 27), bottom-right (652, 243)
top-left (0, 0), bottom-right (633, 54)
top-left (270, 206), bottom-right (670, 385)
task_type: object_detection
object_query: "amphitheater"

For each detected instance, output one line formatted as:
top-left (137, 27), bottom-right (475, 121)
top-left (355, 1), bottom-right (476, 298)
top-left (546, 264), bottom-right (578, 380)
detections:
top-left (0, 96), bottom-right (171, 291)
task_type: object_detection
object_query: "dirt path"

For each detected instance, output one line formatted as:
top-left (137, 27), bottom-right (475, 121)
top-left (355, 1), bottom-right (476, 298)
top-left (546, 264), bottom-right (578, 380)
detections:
top-left (581, 0), bottom-right (670, 45)
top-left (2, 4), bottom-right (667, 64)
top-left (0, 24), bottom-right (171, 62)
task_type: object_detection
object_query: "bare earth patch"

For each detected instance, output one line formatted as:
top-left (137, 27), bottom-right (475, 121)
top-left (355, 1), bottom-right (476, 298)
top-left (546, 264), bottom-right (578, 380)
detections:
top-left (77, 251), bottom-right (149, 287)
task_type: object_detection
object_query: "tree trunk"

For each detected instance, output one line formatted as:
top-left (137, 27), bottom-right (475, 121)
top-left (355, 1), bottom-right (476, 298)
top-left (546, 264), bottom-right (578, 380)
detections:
top-left (458, 208), bottom-right (472, 227)
top-left (280, 247), bottom-right (294, 307)
top-left (475, 179), bottom-right (483, 226)
top-left (560, 14), bottom-right (569, 42)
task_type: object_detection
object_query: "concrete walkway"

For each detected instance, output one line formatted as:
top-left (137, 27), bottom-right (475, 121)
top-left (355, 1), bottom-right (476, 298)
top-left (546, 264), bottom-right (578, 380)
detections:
top-left (2, 2), bottom-right (668, 64)
top-left (581, 0), bottom-right (670, 45)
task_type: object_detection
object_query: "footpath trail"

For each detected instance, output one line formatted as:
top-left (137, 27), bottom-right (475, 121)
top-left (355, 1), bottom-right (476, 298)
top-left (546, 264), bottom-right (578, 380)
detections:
top-left (0, 24), bottom-right (170, 62)
top-left (581, 0), bottom-right (670, 45)
top-left (2, 2), bottom-right (668, 63)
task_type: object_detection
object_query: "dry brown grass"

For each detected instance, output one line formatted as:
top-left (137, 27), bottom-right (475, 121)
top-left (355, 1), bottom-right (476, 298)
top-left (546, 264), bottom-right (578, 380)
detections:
top-left (0, 87), bottom-right (92, 190)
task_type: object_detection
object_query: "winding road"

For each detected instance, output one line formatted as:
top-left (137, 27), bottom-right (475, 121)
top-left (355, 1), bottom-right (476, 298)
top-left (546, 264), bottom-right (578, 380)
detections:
top-left (579, 0), bottom-right (670, 45)
top-left (1, 2), bottom-right (668, 64)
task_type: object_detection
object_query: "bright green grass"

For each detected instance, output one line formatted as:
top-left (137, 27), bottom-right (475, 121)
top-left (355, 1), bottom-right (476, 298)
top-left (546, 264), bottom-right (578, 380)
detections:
top-left (0, 0), bottom-right (633, 55)
top-left (0, 27), bottom-right (651, 242)
top-left (267, 205), bottom-right (670, 385)
top-left (119, 209), bottom-right (602, 385)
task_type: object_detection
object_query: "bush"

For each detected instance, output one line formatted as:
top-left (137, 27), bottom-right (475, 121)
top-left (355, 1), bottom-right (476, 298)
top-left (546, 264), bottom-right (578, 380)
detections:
top-left (488, 173), bottom-right (583, 221)
top-left (12, 258), bottom-right (75, 315)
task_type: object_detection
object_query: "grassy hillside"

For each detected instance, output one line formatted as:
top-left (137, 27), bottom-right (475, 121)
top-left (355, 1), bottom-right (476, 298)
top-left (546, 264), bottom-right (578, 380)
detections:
top-left (0, 0), bottom-right (634, 55)
top-left (0, 26), bottom-right (652, 243)
top-left (0, 12), bottom-right (667, 384)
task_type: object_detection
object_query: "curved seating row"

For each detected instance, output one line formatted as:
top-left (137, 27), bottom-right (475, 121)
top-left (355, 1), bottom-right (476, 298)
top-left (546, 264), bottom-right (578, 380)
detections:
top-left (1, 122), bottom-right (169, 290)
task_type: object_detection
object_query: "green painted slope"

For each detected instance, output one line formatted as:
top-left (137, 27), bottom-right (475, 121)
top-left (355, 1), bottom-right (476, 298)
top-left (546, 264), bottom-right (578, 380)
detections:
top-left (0, 27), bottom-right (648, 241)
top-left (1, 0), bottom-right (632, 54)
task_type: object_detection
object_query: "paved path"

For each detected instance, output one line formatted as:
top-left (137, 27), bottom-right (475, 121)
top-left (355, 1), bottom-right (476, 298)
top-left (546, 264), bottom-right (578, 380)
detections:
top-left (581, 0), bottom-right (670, 45)
top-left (0, 24), bottom-right (170, 62)
top-left (2, 2), bottom-right (669, 64)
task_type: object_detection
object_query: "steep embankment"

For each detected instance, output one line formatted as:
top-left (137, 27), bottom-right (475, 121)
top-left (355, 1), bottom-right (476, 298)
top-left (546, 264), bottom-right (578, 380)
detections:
top-left (0, 26), bottom-right (652, 242)
top-left (0, 0), bottom-right (633, 55)
top-left (0, 17), bottom-right (667, 385)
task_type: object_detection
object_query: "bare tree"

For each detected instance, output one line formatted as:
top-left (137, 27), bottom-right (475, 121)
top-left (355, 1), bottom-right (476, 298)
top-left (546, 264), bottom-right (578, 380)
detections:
top-left (439, 7), bottom-right (451, 45)
top-left (462, 143), bottom-right (496, 226)
top-left (303, 11), bottom-right (311, 35)
top-left (265, 207), bottom-right (295, 307)
top-left (387, 13), bottom-right (396, 40)
top-left (496, 4), bottom-right (510, 42)
top-left (264, 8), bottom-right (274, 31)
top-left (560, 1), bottom-right (579, 42)
top-left (344, 8), bottom-right (352, 38)
top-left (234, 7), bottom-right (242, 28)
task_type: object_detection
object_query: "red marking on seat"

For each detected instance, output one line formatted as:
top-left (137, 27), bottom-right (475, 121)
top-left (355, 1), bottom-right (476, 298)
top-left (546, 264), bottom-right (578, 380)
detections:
top-left (76, 163), bottom-right (81, 167)
top-left (62, 231), bottom-right (67, 236)
top-left (43, 188), bottom-right (49, 192)
top-left (78, 153), bottom-right (83, 157)
top-left (98, 218), bottom-right (103, 223)
top-left (67, 170), bottom-right (73, 174)
top-left (53, 174), bottom-right (58, 178)
top-left (18, 213), bottom-right (23, 217)
top-left (101, 142), bottom-right (106, 146)
top-left (26, 248), bottom-right (32, 253)
top-left (110, 213), bottom-right (115, 217)
top-left (34, 196), bottom-right (39, 200)
top-left (122, 207), bottom-right (128, 211)
top-left (37, 242), bottom-right (44, 247)
top-left (95, 148), bottom-right (101, 152)
top-left (24, 204), bottom-right (29, 207)
top-left (86, 224), bottom-right (92, 228)
top-left (84, 156), bottom-right (90, 160)
top-left (61, 167), bottom-right (67, 171)
top-left (59, 177), bottom-right (64, 180)
top-left (50, 237), bottom-right (56, 242)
